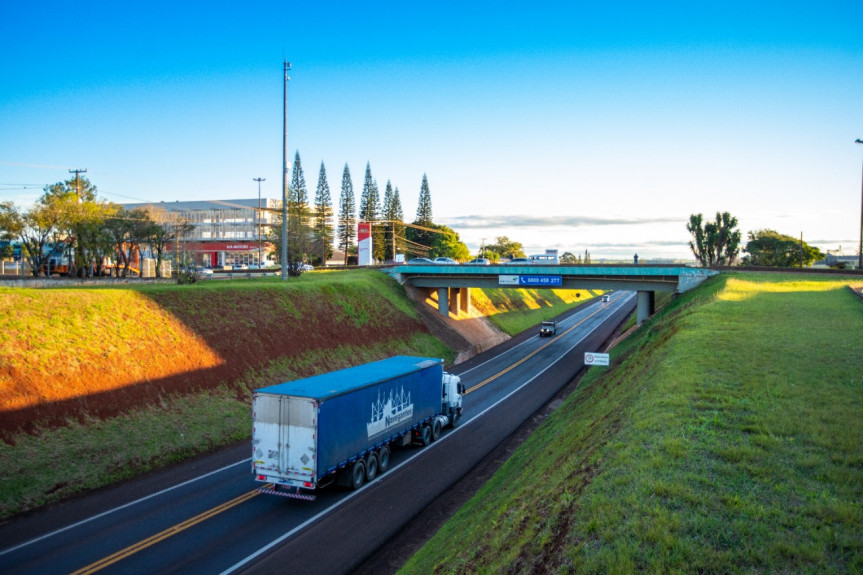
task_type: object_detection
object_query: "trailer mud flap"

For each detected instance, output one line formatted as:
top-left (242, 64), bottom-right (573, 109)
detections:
top-left (257, 486), bottom-right (316, 502)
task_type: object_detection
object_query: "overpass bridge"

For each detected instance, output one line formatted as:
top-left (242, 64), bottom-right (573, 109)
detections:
top-left (391, 264), bottom-right (718, 324)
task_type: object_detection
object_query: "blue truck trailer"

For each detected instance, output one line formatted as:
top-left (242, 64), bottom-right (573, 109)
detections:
top-left (252, 356), bottom-right (464, 500)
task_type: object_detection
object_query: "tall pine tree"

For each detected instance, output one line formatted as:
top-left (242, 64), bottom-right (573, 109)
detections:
top-left (312, 161), bottom-right (334, 266)
top-left (288, 150), bottom-right (312, 269)
top-left (359, 162), bottom-right (380, 221)
top-left (383, 180), bottom-right (405, 261)
top-left (337, 164), bottom-right (356, 265)
top-left (415, 173), bottom-right (433, 225)
top-left (407, 173), bottom-right (435, 256)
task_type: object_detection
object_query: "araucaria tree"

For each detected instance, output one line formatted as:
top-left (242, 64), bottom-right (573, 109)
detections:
top-left (382, 180), bottom-right (404, 261)
top-left (287, 151), bottom-right (312, 272)
top-left (406, 173), bottom-right (435, 256)
top-left (415, 173), bottom-right (433, 225)
top-left (312, 161), bottom-right (334, 266)
top-left (337, 164), bottom-right (356, 265)
top-left (687, 212), bottom-right (741, 266)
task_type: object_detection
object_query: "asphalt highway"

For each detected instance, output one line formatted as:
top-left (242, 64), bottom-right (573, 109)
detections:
top-left (0, 291), bottom-right (636, 575)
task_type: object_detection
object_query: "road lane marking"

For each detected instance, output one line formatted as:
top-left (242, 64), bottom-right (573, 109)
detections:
top-left (0, 459), bottom-right (250, 557)
top-left (69, 486), bottom-right (267, 574)
top-left (465, 303), bottom-right (607, 394)
top-left (220, 293), bottom-right (638, 574)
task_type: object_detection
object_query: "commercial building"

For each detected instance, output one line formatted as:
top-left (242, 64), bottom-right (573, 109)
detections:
top-left (124, 198), bottom-right (277, 268)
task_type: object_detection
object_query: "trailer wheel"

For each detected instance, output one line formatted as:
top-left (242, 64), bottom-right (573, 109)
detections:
top-left (431, 418), bottom-right (442, 442)
top-left (419, 425), bottom-right (432, 446)
top-left (377, 445), bottom-right (391, 473)
top-left (350, 460), bottom-right (366, 490)
top-left (365, 452), bottom-right (378, 481)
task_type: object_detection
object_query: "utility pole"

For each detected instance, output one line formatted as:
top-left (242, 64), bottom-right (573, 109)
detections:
top-left (281, 60), bottom-right (291, 280)
top-left (800, 232), bottom-right (804, 269)
top-left (69, 168), bottom-right (87, 202)
top-left (254, 178), bottom-right (266, 267)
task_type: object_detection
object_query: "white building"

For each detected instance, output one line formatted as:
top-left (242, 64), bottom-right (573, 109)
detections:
top-left (124, 198), bottom-right (277, 268)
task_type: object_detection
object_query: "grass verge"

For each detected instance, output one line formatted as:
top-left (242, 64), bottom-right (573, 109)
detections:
top-left (473, 288), bottom-right (602, 335)
top-left (401, 272), bottom-right (863, 573)
top-left (0, 334), bottom-right (450, 519)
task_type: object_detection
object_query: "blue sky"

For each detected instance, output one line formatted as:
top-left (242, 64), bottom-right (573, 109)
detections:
top-left (2, 1), bottom-right (861, 260)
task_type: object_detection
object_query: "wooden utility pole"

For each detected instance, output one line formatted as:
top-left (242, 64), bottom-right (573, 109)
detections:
top-left (69, 168), bottom-right (87, 201)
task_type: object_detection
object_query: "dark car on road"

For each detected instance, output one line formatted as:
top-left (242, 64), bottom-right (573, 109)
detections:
top-left (539, 321), bottom-right (557, 337)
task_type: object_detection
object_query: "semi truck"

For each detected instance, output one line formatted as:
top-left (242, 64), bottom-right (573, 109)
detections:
top-left (252, 356), bottom-right (464, 500)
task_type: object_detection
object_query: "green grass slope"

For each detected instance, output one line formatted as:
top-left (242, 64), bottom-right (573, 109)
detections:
top-left (402, 273), bottom-right (863, 573)
top-left (0, 270), bottom-right (589, 520)
top-left (0, 270), bottom-right (453, 518)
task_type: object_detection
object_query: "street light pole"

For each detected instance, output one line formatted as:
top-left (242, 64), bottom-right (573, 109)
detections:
top-left (254, 178), bottom-right (265, 267)
top-left (281, 60), bottom-right (291, 281)
top-left (856, 139), bottom-right (863, 270)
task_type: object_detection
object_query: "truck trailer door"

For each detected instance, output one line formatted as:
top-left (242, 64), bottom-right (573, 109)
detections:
top-left (253, 394), bottom-right (318, 486)
top-left (279, 396), bottom-right (318, 484)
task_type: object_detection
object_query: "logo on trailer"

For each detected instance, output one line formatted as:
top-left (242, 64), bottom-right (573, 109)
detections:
top-left (367, 387), bottom-right (414, 438)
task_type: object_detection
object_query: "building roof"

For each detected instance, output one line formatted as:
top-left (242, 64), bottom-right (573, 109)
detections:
top-left (123, 198), bottom-right (275, 212)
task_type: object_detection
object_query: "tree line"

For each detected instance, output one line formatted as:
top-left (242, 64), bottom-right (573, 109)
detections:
top-left (276, 152), bottom-right (470, 271)
top-left (0, 178), bottom-right (193, 278)
top-left (686, 212), bottom-right (825, 268)
top-left (0, 154), bottom-right (474, 278)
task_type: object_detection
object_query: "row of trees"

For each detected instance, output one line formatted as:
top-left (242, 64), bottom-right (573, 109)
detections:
top-left (274, 153), bottom-right (470, 269)
top-left (0, 179), bottom-right (193, 278)
top-left (687, 212), bottom-right (825, 268)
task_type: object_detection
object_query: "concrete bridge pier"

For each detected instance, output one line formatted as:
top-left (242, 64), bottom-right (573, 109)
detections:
top-left (459, 287), bottom-right (471, 315)
top-left (637, 290), bottom-right (655, 324)
top-left (438, 287), bottom-right (449, 316)
top-left (436, 287), bottom-right (472, 317)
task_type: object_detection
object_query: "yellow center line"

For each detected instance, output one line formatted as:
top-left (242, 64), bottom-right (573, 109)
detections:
top-left (70, 485), bottom-right (269, 575)
top-left (465, 303), bottom-right (607, 395)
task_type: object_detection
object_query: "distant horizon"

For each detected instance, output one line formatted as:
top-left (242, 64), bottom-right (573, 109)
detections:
top-left (2, 2), bottom-right (861, 261)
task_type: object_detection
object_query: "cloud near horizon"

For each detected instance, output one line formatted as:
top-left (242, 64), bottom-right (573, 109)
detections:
top-left (438, 214), bottom-right (682, 229)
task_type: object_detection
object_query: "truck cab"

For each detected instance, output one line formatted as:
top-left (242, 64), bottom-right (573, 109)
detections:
top-left (441, 372), bottom-right (464, 427)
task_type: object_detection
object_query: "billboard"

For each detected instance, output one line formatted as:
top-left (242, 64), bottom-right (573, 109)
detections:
top-left (358, 222), bottom-right (372, 266)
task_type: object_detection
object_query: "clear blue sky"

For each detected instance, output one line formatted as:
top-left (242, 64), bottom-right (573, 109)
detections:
top-left (2, 1), bottom-right (861, 260)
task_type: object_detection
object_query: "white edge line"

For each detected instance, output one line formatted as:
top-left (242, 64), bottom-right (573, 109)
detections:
top-left (0, 458), bottom-right (251, 557)
top-left (220, 305), bottom-right (615, 575)
top-left (456, 293), bottom-right (618, 378)
top-left (4, 291), bottom-right (635, 564)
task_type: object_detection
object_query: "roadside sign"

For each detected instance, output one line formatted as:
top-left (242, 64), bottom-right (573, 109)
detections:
top-left (584, 352), bottom-right (609, 366)
top-left (498, 275), bottom-right (562, 287)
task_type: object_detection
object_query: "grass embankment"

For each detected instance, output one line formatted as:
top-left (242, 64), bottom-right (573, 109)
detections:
top-left (0, 270), bottom-right (585, 520)
top-left (403, 273), bottom-right (863, 573)
top-left (0, 270), bottom-right (454, 519)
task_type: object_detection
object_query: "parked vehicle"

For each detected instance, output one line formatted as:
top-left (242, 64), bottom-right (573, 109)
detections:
top-left (539, 321), bottom-right (557, 337)
top-left (466, 257), bottom-right (491, 265)
top-left (433, 257), bottom-right (458, 265)
top-left (252, 356), bottom-right (464, 500)
top-left (528, 249), bottom-right (560, 265)
top-left (407, 257), bottom-right (434, 265)
top-left (504, 257), bottom-right (531, 265)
